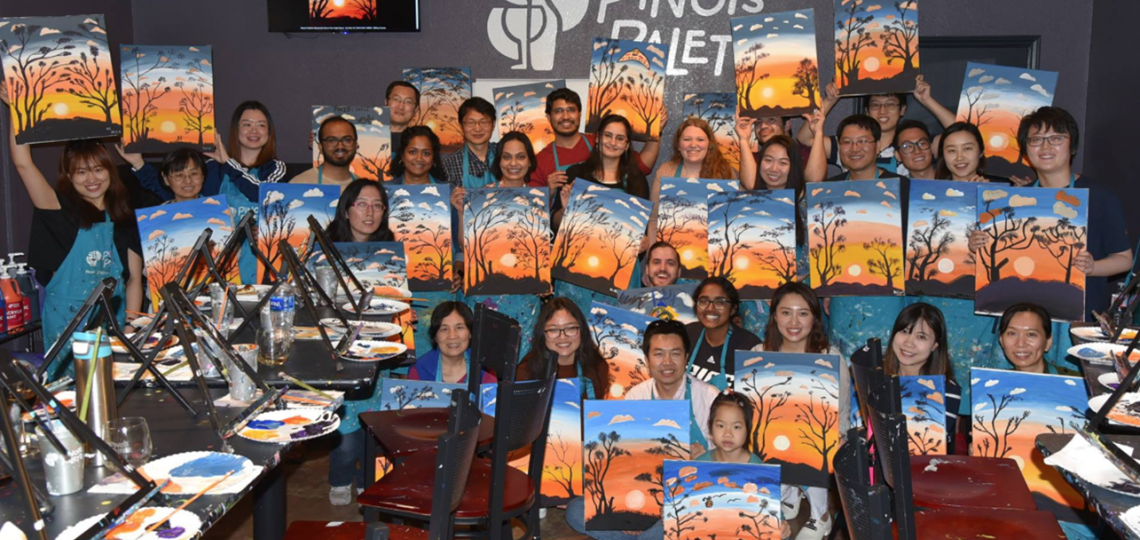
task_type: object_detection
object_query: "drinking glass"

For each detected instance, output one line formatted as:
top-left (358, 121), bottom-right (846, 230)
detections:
top-left (209, 283), bottom-right (236, 336)
top-left (315, 267), bottom-right (338, 302)
top-left (257, 328), bottom-right (292, 366)
top-left (103, 417), bottom-right (153, 468)
top-left (226, 344), bottom-right (259, 401)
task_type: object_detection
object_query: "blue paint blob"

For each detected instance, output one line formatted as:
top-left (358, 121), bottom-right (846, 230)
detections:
top-left (246, 419), bottom-right (284, 430)
top-left (170, 453), bottom-right (247, 478)
top-left (157, 526), bottom-right (186, 538)
top-left (1077, 347), bottom-right (1103, 358)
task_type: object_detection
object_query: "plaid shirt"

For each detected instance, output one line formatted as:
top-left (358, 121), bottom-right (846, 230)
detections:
top-left (441, 142), bottom-right (497, 188)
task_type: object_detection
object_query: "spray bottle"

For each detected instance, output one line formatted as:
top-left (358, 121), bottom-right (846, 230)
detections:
top-left (0, 263), bottom-right (24, 333)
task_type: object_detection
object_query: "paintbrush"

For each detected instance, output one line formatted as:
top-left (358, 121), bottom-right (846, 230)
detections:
top-left (78, 326), bottom-right (104, 422)
top-left (278, 372), bottom-right (336, 401)
top-left (145, 470), bottom-right (234, 533)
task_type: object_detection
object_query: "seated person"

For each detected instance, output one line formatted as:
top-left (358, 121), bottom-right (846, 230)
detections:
top-left (882, 302), bottom-right (962, 449)
top-left (684, 277), bottom-right (763, 389)
top-left (292, 115), bottom-right (359, 187)
top-left (515, 297), bottom-right (610, 399)
top-left (325, 179), bottom-right (394, 243)
top-left (998, 302), bottom-right (1074, 375)
top-left (408, 302), bottom-right (496, 383)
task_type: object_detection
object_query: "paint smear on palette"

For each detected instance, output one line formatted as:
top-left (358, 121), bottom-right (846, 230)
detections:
top-left (247, 419), bottom-right (285, 430)
top-left (169, 453), bottom-right (248, 478)
top-left (107, 508), bottom-right (187, 539)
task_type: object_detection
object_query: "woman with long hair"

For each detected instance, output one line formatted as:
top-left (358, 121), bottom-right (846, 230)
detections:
top-left (882, 303), bottom-right (962, 449)
top-left (557, 114), bottom-right (649, 227)
top-left (516, 298), bottom-right (610, 399)
top-left (325, 179), bottom-right (394, 243)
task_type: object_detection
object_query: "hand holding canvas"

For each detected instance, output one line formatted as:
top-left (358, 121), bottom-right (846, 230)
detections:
top-left (114, 143), bottom-right (145, 169)
top-left (1073, 250), bottom-right (1095, 275)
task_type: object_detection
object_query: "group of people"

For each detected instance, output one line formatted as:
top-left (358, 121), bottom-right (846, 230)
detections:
top-left (7, 66), bottom-right (1132, 539)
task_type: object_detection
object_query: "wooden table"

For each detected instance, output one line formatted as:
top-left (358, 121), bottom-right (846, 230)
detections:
top-left (1037, 433), bottom-right (1140, 540)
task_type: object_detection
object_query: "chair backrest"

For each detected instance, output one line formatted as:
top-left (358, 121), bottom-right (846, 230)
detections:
top-left (833, 428), bottom-right (894, 540)
top-left (863, 381), bottom-right (917, 540)
top-left (428, 388), bottom-right (483, 540)
top-left (850, 339), bottom-right (886, 418)
top-left (470, 304), bottom-right (522, 392)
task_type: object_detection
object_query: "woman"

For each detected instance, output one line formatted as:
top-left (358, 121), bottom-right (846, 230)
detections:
top-left (326, 179), bottom-right (394, 243)
top-left (4, 85), bottom-right (143, 379)
top-left (997, 303), bottom-right (1067, 374)
top-left (558, 114), bottom-right (649, 226)
top-left (684, 277), bottom-right (762, 391)
top-left (882, 303), bottom-right (962, 448)
top-left (654, 117), bottom-right (736, 183)
top-left (516, 298), bottom-right (610, 399)
top-left (114, 148), bottom-right (210, 204)
top-left (408, 302), bottom-right (496, 383)
top-left (935, 122), bottom-right (1004, 183)
top-left (750, 282), bottom-right (847, 540)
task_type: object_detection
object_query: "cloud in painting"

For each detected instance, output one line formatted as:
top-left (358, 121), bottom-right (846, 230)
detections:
top-left (172, 212), bottom-right (193, 220)
top-left (207, 218), bottom-right (226, 226)
top-left (883, 191), bottom-right (897, 200)
top-left (653, 418), bottom-right (682, 430)
top-left (875, 181), bottom-right (887, 189)
top-left (1053, 201), bottom-right (1078, 219)
top-left (1019, 72), bottom-right (1037, 82)
top-left (608, 414), bottom-right (635, 425)
top-left (288, 199), bottom-right (305, 210)
top-left (982, 189), bottom-right (1008, 202)
top-left (587, 411), bottom-right (601, 419)
top-left (302, 188), bottom-right (326, 198)
top-left (264, 191), bottom-right (285, 205)
top-left (968, 67), bottom-right (986, 78)
top-left (996, 77), bottom-right (1011, 85)
top-left (843, 190), bottom-right (861, 198)
top-left (1030, 84), bottom-right (1051, 98)
top-left (795, 12), bottom-right (808, 19)
top-left (922, 193), bottom-right (936, 200)
top-left (978, 75), bottom-right (994, 84)
top-left (1009, 195), bottom-right (1037, 207)
top-left (946, 188), bottom-right (964, 197)
top-left (814, 358), bottom-right (834, 369)
top-left (150, 209), bottom-right (168, 220)
top-left (393, 189), bottom-right (411, 197)
top-left (984, 379), bottom-right (999, 387)
top-left (421, 186), bottom-right (441, 197)
top-left (202, 197), bottom-right (221, 205)
top-left (1009, 387), bottom-right (1026, 395)
top-left (939, 210), bottom-right (958, 217)
top-left (148, 229), bottom-right (165, 241)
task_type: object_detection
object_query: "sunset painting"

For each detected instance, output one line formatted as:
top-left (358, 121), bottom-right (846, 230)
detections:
top-left (379, 378), bottom-right (463, 411)
top-left (732, 8), bottom-right (821, 117)
top-left (583, 399), bottom-right (690, 531)
top-left (136, 196), bottom-right (233, 310)
top-left (309, 242), bottom-right (408, 293)
top-left (0, 14), bottom-right (123, 144)
top-left (309, 0), bottom-right (380, 26)
top-left (683, 93), bottom-right (741, 171)
top-left (615, 284), bottom-right (698, 325)
top-left (955, 63), bottom-right (1060, 177)
top-left (975, 186), bottom-right (1088, 321)
top-left (970, 368), bottom-right (1088, 519)
top-left (388, 184), bottom-right (453, 291)
top-left (553, 182), bottom-right (651, 296)
top-left (662, 460), bottom-right (782, 540)
top-left (905, 180), bottom-right (976, 298)
top-left (257, 184), bottom-right (339, 283)
top-left (734, 350), bottom-right (842, 486)
top-left (493, 80), bottom-right (562, 153)
top-left (120, 45), bottom-right (214, 153)
top-left (463, 187), bottom-right (551, 296)
top-left (587, 37), bottom-right (668, 142)
top-left (807, 179), bottom-right (905, 297)
top-left (587, 301), bottom-right (655, 399)
top-left (834, 0), bottom-right (920, 96)
top-left (482, 378), bottom-right (583, 507)
top-left (312, 105), bottom-right (390, 181)
top-left (403, 67), bottom-right (471, 153)
top-left (900, 375), bottom-right (947, 456)
top-left (708, 189), bottom-right (798, 300)
top-left (656, 178), bottom-right (741, 280)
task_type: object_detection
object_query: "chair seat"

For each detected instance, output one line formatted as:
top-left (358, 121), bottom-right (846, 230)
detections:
top-left (358, 452), bottom-right (535, 520)
top-left (911, 507), bottom-right (1067, 539)
top-left (361, 408), bottom-right (496, 457)
top-left (909, 454), bottom-right (1038, 510)
top-left (284, 521), bottom-right (429, 540)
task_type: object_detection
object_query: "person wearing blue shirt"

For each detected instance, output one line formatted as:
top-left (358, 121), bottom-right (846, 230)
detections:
top-left (407, 302), bottom-right (496, 384)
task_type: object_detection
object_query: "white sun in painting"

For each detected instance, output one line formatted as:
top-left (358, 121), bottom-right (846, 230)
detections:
top-left (681, 249), bottom-right (695, 262)
top-left (761, 87), bottom-right (775, 100)
top-left (625, 490), bottom-right (646, 511)
top-left (610, 382), bottom-right (625, 399)
top-left (773, 435), bottom-right (791, 451)
top-left (587, 256), bottom-right (600, 268)
top-left (500, 253), bottom-right (517, 268)
top-left (160, 120), bottom-right (177, 134)
top-left (989, 133), bottom-right (1008, 151)
top-left (332, 0), bottom-right (345, 6)
top-left (735, 256), bottom-right (750, 270)
top-left (52, 103), bottom-right (69, 117)
top-left (937, 258), bottom-right (955, 274)
top-left (849, 264), bottom-right (862, 277)
top-left (863, 57), bottom-right (880, 73)
top-left (1013, 256), bottom-right (1035, 277)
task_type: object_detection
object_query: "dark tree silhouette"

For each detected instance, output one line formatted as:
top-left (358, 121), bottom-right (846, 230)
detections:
top-left (755, 221), bottom-right (798, 286)
top-left (349, 0), bottom-right (379, 21)
top-left (358, 143), bottom-right (392, 182)
top-left (708, 196), bottom-right (759, 282)
top-left (121, 47), bottom-right (175, 144)
top-left (738, 370), bottom-right (793, 461)
top-left (791, 58), bottom-right (819, 109)
top-left (601, 221), bottom-right (640, 287)
top-left (384, 383), bottom-right (440, 410)
top-left (881, 1), bottom-right (919, 70)
top-left (507, 198), bottom-right (552, 281)
top-left (310, 0), bottom-right (333, 19)
top-left (901, 383), bottom-right (945, 456)
top-left (960, 85), bottom-right (994, 127)
top-left (835, 0), bottom-right (877, 88)
top-left (499, 101), bottom-right (534, 134)
top-left (588, 40), bottom-right (632, 123)
top-left (656, 197), bottom-right (705, 250)
top-left (553, 196), bottom-right (609, 271)
top-left (627, 70), bottom-right (665, 138)
top-left (795, 379), bottom-right (839, 474)
top-left (259, 197), bottom-right (298, 282)
top-left (175, 56), bottom-right (214, 146)
top-left (646, 432), bottom-right (688, 460)
top-left (0, 24), bottom-right (75, 133)
top-left (972, 392), bottom-right (1028, 459)
top-left (1045, 405), bottom-right (1086, 436)
top-left (463, 192), bottom-right (514, 288)
top-left (545, 433), bottom-right (579, 499)
top-left (60, 21), bottom-right (118, 124)
top-left (736, 498), bottom-right (781, 540)
top-left (634, 465), bottom-right (665, 508)
top-left (1035, 218), bottom-right (1087, 285)
top-left (662, 468), bottom-right (709, 540)
top-left (865, 236), bottom-right (902, 289)
top-left (145, 234), bottom-right (184, 300)
top-left (584, 431), bottom-right (631, 517)
top-left (392, 202), bottom-right (452, 283)
top-left (734, 43), bottom-right (770, 113)
top-left (977, 194), bottom-right (1039, 283)
top-left (906, 209), bottom-right (954, 283)
top-left (809, 201), bottom-right (848, 287)
top-left (405, 68), bottom-right (470, 145)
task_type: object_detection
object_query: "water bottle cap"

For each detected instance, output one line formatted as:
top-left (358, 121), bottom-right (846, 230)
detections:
top-left (71, 332), bottom-right (112, 359)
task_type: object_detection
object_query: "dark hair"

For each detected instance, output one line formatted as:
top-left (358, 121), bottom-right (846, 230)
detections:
top-left (757, 135), bottom-right (805, 198)
top-left (317, 115), bottom-right (357, 141)
top-left (936, 122), bottom-right (987, 180)
top-left (764, 282), bottom-right (828, 353)
top-left (545, 88), bottom-right (582, 115)
top-left (1017, 106), bottom-right (1080, 161)
top-left (837, 114), bottom-right (882, 143)
top-left (863, 93), bottom-right (908, 111)
top-left (693, 276), bottom-right (741, 318)
top-left (491, 132), bottom-right (538, 181)
top-left (667, 117), bottom-right (736, 180)
top-left (999, 302), bottom-right (1053, 340)
top-left (579, 114), bottom-right (638, 184)
top-left (57, 141), bottom-right (134, 228)
top-left (892, 119), bottom-right (932, 150)
top-left (641, 319), bottom-right (691, 358)
top-left (428, 302), bottom-right (474, 350)
top-left (883, 302), bottom-right (953, 378)
top-left (643, 241), bottom-right (680, 265)
top-left (159, 148), bottom-right (207, 189)
top-left (227, 101), bottom-right (277, 167)
top-left (326, 179), bottom-right (394, 242)
top-left (458, 97), bottom-right (495, 124)
top-left (386, 80), bottom-right (421, 104)
top-left (518, 298), bottom-right (610, 399)
top-left (387, 125), bottom-right (445, 180)
top-left (708, 391), bottom-right (756, 452)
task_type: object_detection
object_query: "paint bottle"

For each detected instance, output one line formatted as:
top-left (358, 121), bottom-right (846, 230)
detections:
top-left (0, 264), bottom-right (23, 333)
top-left (13, 263), bottom-right (36, 326)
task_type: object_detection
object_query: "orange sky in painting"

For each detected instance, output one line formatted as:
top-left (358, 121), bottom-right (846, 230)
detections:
top-left (975, 218), bottom-right (1085, 289)
top-left (760, 407), bottom-right (838, 471)
top-left (139, 108), bottom-right (216, 145)
top-left (321, 1), bottom-right (367, 19)
top-left (568, 222), bottom-right (639, 286)
top-left (712, 238), bottom-right (788, 289)
top-left (743, 55), bottom-right (817, 111)
top-left (812, 220), bottom-right (905, 288)
top-left (595, 441), bottom-right (673, 517)
top-left (962, 108), bottom-right (1024, 164)
top-left (915, 243), bottom-right (972, 285)
top-left (1011, 421), bottom-right (1084, 508)
top-left (477, 233), bottom-right (547, 282)
top-left (34, 75), bottom-right (120, 124)
top-left (851, 28), bottom-right (908, 81)
top-left (663, 227), bottom-right (708, 273)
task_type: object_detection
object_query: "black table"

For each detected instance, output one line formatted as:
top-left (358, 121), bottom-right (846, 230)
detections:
top-left (1082, 356), bottom-right (1117, 396)
top-left (1037, 433), bottom-right (1140, 540)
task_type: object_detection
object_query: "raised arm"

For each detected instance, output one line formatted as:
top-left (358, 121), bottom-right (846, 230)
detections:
top-left (796, 82), bottom-right (839, 147)
top-left (735, 116), bottom-right (758, 190)
top-left (914, 75), bottom-right (956, 128)
top-left (3, 84), bottom-right (59, 210)
top-left (804, 109), bottom-right (828, 183)
top-left (115, 143), bottom-right (173, 201)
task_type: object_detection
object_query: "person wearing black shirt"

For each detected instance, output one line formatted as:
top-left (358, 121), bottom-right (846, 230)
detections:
top-left (683, 277), bottom-right (762, 388)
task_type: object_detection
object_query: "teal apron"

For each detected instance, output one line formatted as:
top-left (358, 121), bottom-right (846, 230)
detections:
top-left (435, 350), bottom-right (472, 383)
top-left (218, 174), bottom-right (259, 284)
top-left (578, 362), bottom-right (596, 400)
top-left (42, 215), bottom-right (126, 380)
top-left (651, 375), bottom-right (707, 450)
top-left (461, 148), bottom-right (494, 189)
top-left (552, 135), bottom-right (592, 172)
top-left (688, 326), bottom-right (732, 391)
top-left (317, 165), bottom-right (357, 186)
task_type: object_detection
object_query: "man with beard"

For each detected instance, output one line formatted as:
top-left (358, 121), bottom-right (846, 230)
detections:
top-left (292, 116), bottom-right (358, 188)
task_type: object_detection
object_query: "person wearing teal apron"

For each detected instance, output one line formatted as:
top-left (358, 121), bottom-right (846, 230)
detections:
top-left (683, 278), bottom-right (763, 390)
top-left (442, 98), bottom-right (498, 189)
top-left (292, 115), bottom-right (361, 188)
top-left (515, 297), bottom-right (610, 399)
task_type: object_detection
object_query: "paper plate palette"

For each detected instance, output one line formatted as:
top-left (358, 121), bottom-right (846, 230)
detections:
top-left (21, 390), bottom-right (75, 422)
top-left (293, 326), bottom-right (344, 340)
top-left (110, 333), bottom-right (179, 354)
top-left (89, 451), bottom-right (263, 496)
top-left (341, 297), bottom-right (409, 316)
top-left (319, 318), bottom-right (401, 338)
top-left (235, 284), bottom-right (273, 302)
top-left (343, 340), bottom-right (407, 362)
top-left (237, 408), bottom-right (340, 443)
top-left (1089, 393), bottom-right (1140, 428)
top-left (56, 506), bottom-right (202, 540)
top-left (112, 344), bottom-right (199, 382)
top-left (1068, 343), bottom-right (1133, 363)
top-left (1098, 372), bottom-right (1122, 392)
top-left (1070, 325), bottom-right (1138, 342)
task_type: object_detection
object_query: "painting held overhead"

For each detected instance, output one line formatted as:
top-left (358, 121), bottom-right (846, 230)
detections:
top-left (120, 45), bottom-right (215, 153)
top-left (312, 105), bottom-right (391, 181)
top-left (493, 80), bottom-right (564, 154)
top-left (136, 196), bottom-right (234, 310)
top-left (807, 179), bottom-right (905, 297)
top-left (463, 187), bottom-right (552, 296)
top-left (402, 67), bottom-right (471, 153)
top-left (257, 184), bottom-right (339, 283)
top-left (552, 182), bottom-right (651, 297)
top-left (661, 460), bottom-right (782, 540)
top-left (0, 14), bottom-right (123, 144)
top-left (656, 178), bottom-right (741, 281)
top-left (731, 8), bottom-right (821, 118)
top-left (905, 180), bottom-right (977, 298)
top-left (587, 37), bottom-right (668, 142)
top-left (708, 189), bottom-right (798, 300)
top-left (834, 0), bottom-right (921, 96)
top-left (682, 92), bottom-right (742, 171)
top-left (387, 184), bottom-right (453, 292)
top-left (587, 301), bottom-right (657, 399)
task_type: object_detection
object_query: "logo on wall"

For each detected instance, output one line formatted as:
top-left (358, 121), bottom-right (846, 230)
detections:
top-left (487, 0), bottom-right (589, 71)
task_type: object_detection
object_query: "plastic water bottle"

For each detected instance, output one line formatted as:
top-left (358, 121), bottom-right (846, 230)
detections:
top-left (269, 280), bottom-right (296, 331)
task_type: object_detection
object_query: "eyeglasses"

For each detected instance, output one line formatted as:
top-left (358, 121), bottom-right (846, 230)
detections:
top-left (321, 136), bottom-right (357, 146)
top-left (839, 138), bottom-right (875, 149)
top-left (168, 170), bottom-right (204, 183)
top-left (1026, 134), bottom-right (1069, 147)
top-left (898, 140), bottom-right (931, 154)
top-left (601, 131), bottom-right (629, 144)
top-left (550, 107), bottom-right (579, 115)
top-left (544, 326), bottom-right (580, 338)
top-left (351, 201), bottom-right (385, 213)
top-left (696, 297), bottom-right (731, 310)
top-left (387, 97), bottom-right (417, 107)
top-left (868, 102), bottom-right (900, 112)
top-left (462, 119), bottom-right (492, 129)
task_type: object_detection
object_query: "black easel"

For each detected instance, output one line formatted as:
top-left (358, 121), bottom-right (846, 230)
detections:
top-left (305, 215), bottom-right (367, 313)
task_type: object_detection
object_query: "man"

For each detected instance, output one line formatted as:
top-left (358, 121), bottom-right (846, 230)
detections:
top-left (641, 241), bottom-right (682, 287)
top-left (530, 88), bottom-right (659, 190)
top-left (292, 116), bottom-right (357, 187)
top-left (893, 120), bottom-right (936, 180)
top-left (386, 81), bottom-right (420, 154)
top-left (442, 97), bottom-right (497, 188)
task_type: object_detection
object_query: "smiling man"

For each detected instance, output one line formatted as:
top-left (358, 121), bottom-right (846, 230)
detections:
top-left (385, 80), bottom-right (420, 155)
top-left (641, 241), bottom-right (682, 287)
top-left (292, 116), bottom-right (358, 188)
top-left (442, 97), bottom-right (497, 188)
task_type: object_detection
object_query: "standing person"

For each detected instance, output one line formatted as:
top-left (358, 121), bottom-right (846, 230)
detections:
top-left (796, 86), bottom-right (910, 174)
top-left (441, 97), bottom-right (497, 189)
top-left (291, 116), bottom-right (359, 187)
top-left (386, 80), bottom-right (420, 154)
top-left (736, 130), bottom-right (812, 286)
top-left (684, 277), bottom-right (762, 389)
top-left (117, 148), bottom-right (209, 205)
top-left (881, 302), bottom-right (962, 449)
top-left (516, 298), bottom-right (610, 399)
top-left (935, 122), bottom-right (1006, 183)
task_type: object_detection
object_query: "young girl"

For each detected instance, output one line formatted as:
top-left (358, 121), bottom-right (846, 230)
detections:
top-left (882, 303), bottom-right (962, 449)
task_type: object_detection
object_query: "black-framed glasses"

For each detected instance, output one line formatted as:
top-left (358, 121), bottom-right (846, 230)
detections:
top-left (898, 140), bottom-right (931, 154)
top-left (1026, 134), bottom-right (1069, 147)
top-left (696, 297), bottom-right (730, 310)
top-left (868, 102), bottom-right (900, 112)
top-left (543, 325), bottom-right (580, 338)
top-left (321, 136), bottom-right (357, 146)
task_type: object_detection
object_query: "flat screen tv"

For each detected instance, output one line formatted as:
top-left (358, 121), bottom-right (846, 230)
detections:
top-left (268, 0), bottom-right (420, 33)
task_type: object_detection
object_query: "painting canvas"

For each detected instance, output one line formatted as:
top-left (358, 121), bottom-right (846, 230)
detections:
top-left (463, 187), bottom-right (552, 296)
top-left (120, 45), bottom-right (215, 153)
top-left (955, 63), bottom-right (1059, 178)
top-left (309, 0), bottom-right (380, 26)
top-left (682, 92), bottom-right (742, 171)
top-left (975, 186), bottom-right (1088, 321)
top-left (905, 180), bottom-right (976, 298)
top-left (656, 178), bottom-right (741, 280)
top-left (388, 184), bottom-right (453, 291)
top-left (900, 375), bottom-right (947, 456)
top-left (732, 9), bottom-right (821, 117)
top-left (587, 301), bottom-right (656, 399)
top-left (482, 379), bottom-right (583, 507)
top-left (402, 67), bottom-right (471, 153)
top-left (311, 105), bottom-right (391, 181)
top-left (0, 14), bottom-right (123, 144)
top-left (378, 378), bottom-right (464, 411)
top-left (734, 350), bottom-right (842, 487)
top-left (309, 242), bottom-right (408, 293)
top-left (807, 179), bottom-right (904, 297)
top-left (615, 284), bottom-right (698, 325)
top-left (136, 196), bottom-right (233, 310)
top-left (708, 189), bottom-right (798, 300)
top-left (834, 0), bottom-right (920, 96)
top-left (553, 182), bottom-right (651, 297)
top-left (970, 368), bottom-right (1088, 518)
top-left (257, 184), bottom-right (338, 283)
top-left (583, 399), bottom-right (690, 531)
top-left (661, 460), bottom-right (782, 540)
top-left (493, 80), bottom-right (563, 154)
top-left (587, 37), bottom-right (668, 142)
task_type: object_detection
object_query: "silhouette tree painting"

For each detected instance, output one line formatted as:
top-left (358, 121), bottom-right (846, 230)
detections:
top-left (976, 190), bottom-right (1039, 283)
top-left (60, 20), bottom-right (119, 125)
top-left (734, 43), bottom-right (770, 113)
top-left (959, 85), bottom-right (994, 127)
top-left (756, 221), bottom-right (799, 286)
top-left (900, 379), bottom-right (946, 456)
top-left (499, 100), bottom-right (534, 134)
top-left (390, 188), bottom-right (452, 290)
top-left (310, 0), bottom-right (334, 20)
top-left (258, 192), bottom-right (298, 282)
top-left (736, 498), bottom-right (781, 540)
top-left (737, 368), bottom-right (794, 461)
top-left (507, 197), bottom-right (552, 283)
top-left (349, 0), bottom-right (379, 21)
top-left (627, 70), bottom-right (665, 140)
top-left (0, 21), bottom-right (76, 135)
top-left (906, 208), bottom-right (955, 285)
top-left (791, 58), bottom-right (819, 110)
top-left (358, 142), bottom-right (392, 182)
top-left (587, 304), bottom-right (652, 396)
top-left (602, 221), bottom-right (640, 289)
top-left (403, 68), bottom-right (471, 151)
top-left (1045, 404), bottom-right (1086, 436)
top-left (881, 1), bottom-right (919, 71)
top-left (382, 382), bottom-right (454, 411)
top-left (120, 47), bottom-right (175, 145)
top-left (662, 468), bottom-right (709, 540)
top-left (463, 191), bottom-right (514, 292)
top-left (834, 0), bottom-right (877, 88)
top-left (865, 236), bottom-right (902, 290)
top-left (972, 390), bottom-right (1027, 459)
top-left (552, 195), bottom-right (610, 272)
top-left (1035, 218), bottom-right (1087, 285)
top-left (795, 378), bottom-right (839, 475)
top-left (145, 234), bottom-right (184, 302)
top-left (655, 197), bottom-right (704, 254)
top-left (584, 431), bottom-right (630, 519)
top-left (708, 197), bottom-right (759, 283)
top-left (175, 55), bottom-right (214, 147)
top-left (809, 201), bottom-right (848, 288)
top-left (546, 433), bottom-right (579, 500)
top-left (587, 39), bottom-right (631, 126)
